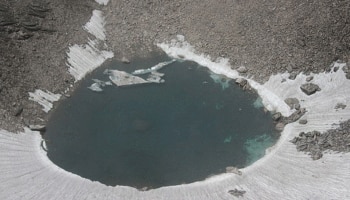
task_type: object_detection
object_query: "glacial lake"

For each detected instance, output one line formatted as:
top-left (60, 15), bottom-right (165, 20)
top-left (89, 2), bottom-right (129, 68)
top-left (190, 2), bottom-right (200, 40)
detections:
top-left (44, 54), bottom-right (279, 189)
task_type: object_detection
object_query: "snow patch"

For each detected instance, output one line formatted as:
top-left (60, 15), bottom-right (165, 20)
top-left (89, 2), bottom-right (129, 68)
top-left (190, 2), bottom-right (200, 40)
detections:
top-left (28, 90), bottom-right (61, 112)
top-left (84, 10), bottom-right (106, 41)
top-left (95, 0), bottom-right (109, 5)
top-left (67, 40), bottom-right (113, 82)
top-left (67, 9), bottom-right (113, 82)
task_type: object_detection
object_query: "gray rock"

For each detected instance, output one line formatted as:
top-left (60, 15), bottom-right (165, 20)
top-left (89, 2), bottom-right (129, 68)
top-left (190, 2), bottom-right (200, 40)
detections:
top-left (311, 151), bottom-right (323, 160)
top-left (272, 112), bottom-right (282, 121)
top-left (288, 72), bottom-right (297, 80)
top-left (121, 56), bottom-right (130, 64)
top-left (235, 78), bottom-right (252, 90)
top-left (299, 119), bottom-right (308, 124)
top-left (29, 124), bottom-right (46, 132)
top-left (237, 66), bottom-right (248, 73)
top-left (228, 189), bottom-right (246, 197)
top-left (275, 122), bottom-right (285, 131)
top-left (235, 78), bottom-right (247, 86)
top-left (306, 76), bottom-right (314, 82)
top-left (284, 98), bottom-right (300, 110)
top-left (335, 103), bottom-right (347, 110)
top-left (300, 83), bottom-right (321, 95)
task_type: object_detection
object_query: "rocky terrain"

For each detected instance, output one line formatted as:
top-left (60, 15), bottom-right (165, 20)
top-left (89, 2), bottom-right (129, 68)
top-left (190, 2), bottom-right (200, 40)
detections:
top-left (291, 119), bottom-right (350, 160)
top-left (0, 0), bottom-right (350, 157)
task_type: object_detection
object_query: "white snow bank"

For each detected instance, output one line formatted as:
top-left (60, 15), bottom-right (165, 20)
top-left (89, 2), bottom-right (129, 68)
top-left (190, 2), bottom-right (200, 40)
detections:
top-left (67, 40), bottom-right (113, 82)
top-left (28, 90), bottom-right (61, 113)
top-left (67, 10), bottom-right (113, 82)
top-left (84, 10), bottom-right (106, 41)
top-left (95, 0), bottom-right (109, 5)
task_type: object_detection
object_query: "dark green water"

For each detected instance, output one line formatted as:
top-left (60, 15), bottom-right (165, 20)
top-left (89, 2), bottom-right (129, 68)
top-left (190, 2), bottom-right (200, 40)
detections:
top-left (45, 55), bottom-right (278, 189)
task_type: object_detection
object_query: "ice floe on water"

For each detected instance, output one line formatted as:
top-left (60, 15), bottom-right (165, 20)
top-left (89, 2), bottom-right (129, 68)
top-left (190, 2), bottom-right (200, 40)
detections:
top-left (132, 59), bottom-right (176, 75)
top-left (87, 79), bottom-right (112, 92)
top-left (29, 90), bottom-right (61, 112)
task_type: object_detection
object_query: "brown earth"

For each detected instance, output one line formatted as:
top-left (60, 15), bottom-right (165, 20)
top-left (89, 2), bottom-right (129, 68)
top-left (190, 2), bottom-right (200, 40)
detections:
top-left (0, 0), bottom-right (349, 132)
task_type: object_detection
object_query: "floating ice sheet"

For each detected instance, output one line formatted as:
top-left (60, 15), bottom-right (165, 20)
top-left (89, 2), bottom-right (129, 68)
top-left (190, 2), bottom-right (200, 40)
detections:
top-left (132, 59), bottom-right (176, 75)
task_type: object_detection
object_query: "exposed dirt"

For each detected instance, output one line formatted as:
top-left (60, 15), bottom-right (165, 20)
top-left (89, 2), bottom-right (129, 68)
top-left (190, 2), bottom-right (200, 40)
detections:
top-left (1, 0), bottom-right (350, 133)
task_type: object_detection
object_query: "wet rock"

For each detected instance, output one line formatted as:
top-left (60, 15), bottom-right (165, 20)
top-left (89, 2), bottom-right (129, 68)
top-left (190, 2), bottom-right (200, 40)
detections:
top-left (225, 166), bottom-right (242, 175)
top-left (300, 83), bottom-right (321, 95)
top-left (299, 119), bottom-right (307, 124)
top-left (275, 122), bottom-right (285, 131)
top-left (121, 56), bottom-right (130, 64)
top-left (306, 76), bottom-right (314, 82)
top-left (228, 189), bottom-right (246, 197)
top-left (284, 98), bottom-right (300, 110)
top-left (235, 78), bottom-right (252, 90)
top-left (29, 124), bottom-right (46, 132)
top-left (272, 112), bottom-right (282, 121)
top-left (236, 66), bottom-right (248, 73)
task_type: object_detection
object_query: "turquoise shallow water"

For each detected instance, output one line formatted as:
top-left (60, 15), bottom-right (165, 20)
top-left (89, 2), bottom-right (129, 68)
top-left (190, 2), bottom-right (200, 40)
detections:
top-left (45, 55), bottom-right (278, 189)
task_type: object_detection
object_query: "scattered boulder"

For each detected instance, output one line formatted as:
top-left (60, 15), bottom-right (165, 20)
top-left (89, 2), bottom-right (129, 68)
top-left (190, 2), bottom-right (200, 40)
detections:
top-left (290, 120), bottom-right (350, 160)
top-left (228, 189), bottom-right (246, 197)
top-left (236, 66), bottom-right (248, 73)
top-left (272, 112), bottom-right (282, 121)
top-left (306, 76), bottom-right (314, 82)
top-left (288, 72), bottom-right (297, 80)
top-left (299, 119), bottom-right (308, 124)
top-left (300, 83), bottom-right (321, 95)
top-left (335, 103), bottom-right (347, 110)
top-left (284, 98), bottom-right (300, 110)
top-left (225, 166), bottom-right (242, 175)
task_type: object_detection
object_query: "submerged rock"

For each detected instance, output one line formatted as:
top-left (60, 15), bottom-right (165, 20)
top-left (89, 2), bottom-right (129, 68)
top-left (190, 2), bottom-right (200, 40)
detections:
top-left (300, 83), bottom-right (321, 95)
top-left (121, 56), bottom-right (130, 64)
